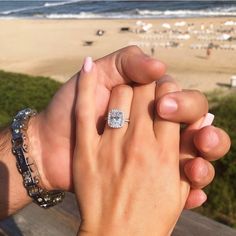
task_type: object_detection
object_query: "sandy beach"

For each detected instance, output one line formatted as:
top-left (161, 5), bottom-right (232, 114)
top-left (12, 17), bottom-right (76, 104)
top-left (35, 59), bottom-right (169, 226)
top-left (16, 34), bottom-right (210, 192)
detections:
top-left (0, 17), bottom-right (235, 91)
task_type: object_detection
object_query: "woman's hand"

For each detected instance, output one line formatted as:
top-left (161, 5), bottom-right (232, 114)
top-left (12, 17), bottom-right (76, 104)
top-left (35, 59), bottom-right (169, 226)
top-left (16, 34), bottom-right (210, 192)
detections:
top-left (73, 60), bottom-right (187, 236)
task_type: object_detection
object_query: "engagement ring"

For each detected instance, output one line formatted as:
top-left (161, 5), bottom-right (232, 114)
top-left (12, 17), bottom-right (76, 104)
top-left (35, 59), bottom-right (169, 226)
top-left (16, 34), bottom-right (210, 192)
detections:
top-left (107, 109), bottom-right (130, 129)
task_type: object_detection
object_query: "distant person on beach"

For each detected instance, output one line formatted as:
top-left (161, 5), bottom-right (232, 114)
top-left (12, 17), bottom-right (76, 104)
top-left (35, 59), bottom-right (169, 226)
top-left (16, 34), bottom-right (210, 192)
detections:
top-left (206, 42), bottom-right (214, 59)
top-left (151, 46), bottom-right (155, 56)
top-left (0, 47), bottom-right (230, 233)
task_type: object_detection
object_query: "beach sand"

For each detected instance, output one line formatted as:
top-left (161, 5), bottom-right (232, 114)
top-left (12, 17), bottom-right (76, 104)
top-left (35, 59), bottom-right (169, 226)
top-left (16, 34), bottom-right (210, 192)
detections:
top-left (0, 18), bottom-right (235, 91)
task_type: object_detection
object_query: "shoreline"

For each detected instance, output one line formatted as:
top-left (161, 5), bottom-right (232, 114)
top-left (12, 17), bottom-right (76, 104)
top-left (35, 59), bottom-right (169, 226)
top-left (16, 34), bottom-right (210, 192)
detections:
top-left (0, 16), bottom-right (236, 20)
top-left (0, 17), bottom-right (235, 92)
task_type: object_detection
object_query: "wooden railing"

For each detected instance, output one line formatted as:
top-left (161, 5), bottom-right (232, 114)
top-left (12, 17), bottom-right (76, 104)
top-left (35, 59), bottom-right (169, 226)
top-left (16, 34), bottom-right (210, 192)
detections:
top-left (0, 193), bottom-right (236, 236)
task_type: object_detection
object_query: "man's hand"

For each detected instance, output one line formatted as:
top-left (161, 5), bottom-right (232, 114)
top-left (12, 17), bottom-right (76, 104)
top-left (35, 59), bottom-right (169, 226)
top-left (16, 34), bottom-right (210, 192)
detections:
top-left (155, 76), bottom-right (231, 209)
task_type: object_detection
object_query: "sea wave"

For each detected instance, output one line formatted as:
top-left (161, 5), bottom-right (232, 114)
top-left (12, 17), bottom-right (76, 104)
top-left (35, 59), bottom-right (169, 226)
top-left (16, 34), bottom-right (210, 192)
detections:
top-left (0, 16), bottom-right (18, 20)
top-left (1, 2), bottom-right (236, 19)
top-left (46, 13), bottom-right (102, 19)
top-left (45, 9), bottom-right (236, 19)
top-left (136, 8), bottom-right (236, 18)
top-left (1, 0), bottom-right (82, 15)
top-left (44, 0), bottom-right (83, 8)
top-left (135, 10), bottom-right (163, 16)
top-left (1, 5), bottom-right (44, 15)
top-left (45, 12), bottom-right (129, 19)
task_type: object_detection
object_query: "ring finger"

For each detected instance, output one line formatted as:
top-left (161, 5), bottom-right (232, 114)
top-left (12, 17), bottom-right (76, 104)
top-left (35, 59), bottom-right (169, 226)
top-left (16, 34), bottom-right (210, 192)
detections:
top-left (103, 85), bottom-right (133, 140)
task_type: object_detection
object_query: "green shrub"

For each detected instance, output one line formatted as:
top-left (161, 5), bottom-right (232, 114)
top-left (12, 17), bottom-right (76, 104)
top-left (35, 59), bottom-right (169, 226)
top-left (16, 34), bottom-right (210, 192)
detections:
top-left (0, 70), bottom-right (61, 127)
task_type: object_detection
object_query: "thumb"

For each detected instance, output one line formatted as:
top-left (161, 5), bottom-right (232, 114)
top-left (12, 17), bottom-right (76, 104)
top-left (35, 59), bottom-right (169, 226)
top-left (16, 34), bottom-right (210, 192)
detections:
top-left (96, 46), bottom-right (166, 89)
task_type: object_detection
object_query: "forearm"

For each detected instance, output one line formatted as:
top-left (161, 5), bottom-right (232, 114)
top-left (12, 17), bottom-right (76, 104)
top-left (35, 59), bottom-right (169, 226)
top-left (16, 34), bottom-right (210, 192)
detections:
top-left (0, 127), bottom-right (32, 220)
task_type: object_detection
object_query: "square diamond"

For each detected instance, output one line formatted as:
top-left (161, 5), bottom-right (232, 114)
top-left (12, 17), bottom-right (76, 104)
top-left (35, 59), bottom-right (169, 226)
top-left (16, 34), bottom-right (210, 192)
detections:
top-left (108, 109), bottom-right (125, 128)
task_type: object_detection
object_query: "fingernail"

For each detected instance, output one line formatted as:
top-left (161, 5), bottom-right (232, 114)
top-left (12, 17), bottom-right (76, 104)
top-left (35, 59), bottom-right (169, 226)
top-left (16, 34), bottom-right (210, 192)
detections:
top-left (200, 113), bottom-right (215, 128)
top-left (159, 97), bottom-right (178, 115)
top-left (83, 56), bottom-right (93, 73)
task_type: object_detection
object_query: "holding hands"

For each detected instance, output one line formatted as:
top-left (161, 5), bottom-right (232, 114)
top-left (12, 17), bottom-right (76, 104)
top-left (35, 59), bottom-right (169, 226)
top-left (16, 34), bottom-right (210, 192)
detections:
top-left (32, 47), bottom-right (229, 210)
top-left (72, 56), bottom-right (230, 235)
top-left (0, 47), bottom-right (230, 232)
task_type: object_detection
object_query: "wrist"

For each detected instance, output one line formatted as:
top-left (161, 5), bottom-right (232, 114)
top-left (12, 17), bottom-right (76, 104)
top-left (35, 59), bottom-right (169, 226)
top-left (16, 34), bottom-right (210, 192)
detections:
top-left (27, 113), bottom-right (52, 190)
top-left (77, 221), bottom-right (169, 236)
top-left (28, 110), bottom-right (71, 191)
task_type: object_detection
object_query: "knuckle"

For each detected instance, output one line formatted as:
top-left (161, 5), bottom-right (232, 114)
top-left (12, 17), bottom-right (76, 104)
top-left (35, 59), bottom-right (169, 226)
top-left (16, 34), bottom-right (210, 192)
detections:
top-left (190, 89), bottom-right (203, 97)
top-left (116, 46), bottom-right (143, 74)
top-left (124, 137), bottom-right (144, 158)
top-left (195, 127), bottom-right (231, 160)
top-left (157, 145), bottom-right (177, 167)
top-left (112, 85), bottom-right (133, 99)
top-left (179, 90), bottom-right (208, 113)
top-left (191, 90), bottom-right (208, 108)
top-left (186, 157), bottom-right (212, 187)
top-left (123, 45), bottom-right (142, 54)
top-left (124, 138), bottom-right (156, 170)
top-left (124, 140), bottom-right (138, 156)
top-left (157, 81), bottom-right (180, 96)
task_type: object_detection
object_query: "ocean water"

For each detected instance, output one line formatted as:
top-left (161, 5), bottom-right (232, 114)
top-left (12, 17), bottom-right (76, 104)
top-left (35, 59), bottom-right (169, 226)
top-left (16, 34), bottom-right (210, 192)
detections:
top-left (0, 1), bottom-right (236, 19)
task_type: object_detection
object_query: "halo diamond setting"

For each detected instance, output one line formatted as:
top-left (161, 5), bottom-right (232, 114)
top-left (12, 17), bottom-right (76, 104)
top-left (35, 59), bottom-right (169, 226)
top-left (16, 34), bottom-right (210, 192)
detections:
top-left (107, 109), bottom-right (125, 128)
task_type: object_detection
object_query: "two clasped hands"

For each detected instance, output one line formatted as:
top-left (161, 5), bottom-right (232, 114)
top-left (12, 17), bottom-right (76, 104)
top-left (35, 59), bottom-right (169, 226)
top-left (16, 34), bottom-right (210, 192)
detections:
top-left (2, 46), bottom-right (230, 235)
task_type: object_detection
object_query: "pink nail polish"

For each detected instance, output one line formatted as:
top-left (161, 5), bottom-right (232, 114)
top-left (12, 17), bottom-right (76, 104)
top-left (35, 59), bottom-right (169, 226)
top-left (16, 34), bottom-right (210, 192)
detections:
top-left (83, 57), bottom-right (93, 73)
top-left (159, 98), bottom-right (178, 115)
top-left (200, 113), bottom-right (215, 128)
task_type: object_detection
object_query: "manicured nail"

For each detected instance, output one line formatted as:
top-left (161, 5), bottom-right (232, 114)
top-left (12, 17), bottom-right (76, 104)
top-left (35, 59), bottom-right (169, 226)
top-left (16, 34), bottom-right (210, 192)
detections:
top-left (159, 97), bottom-right (178, 115)
top-left (83, 57), bottom-right (93, 73)
top-left (199, 113), bottom-right (219, 150)
top-left (199, 191), bottom-right (207, 203)
top-left (200, 113), bottom-right (215, 128)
